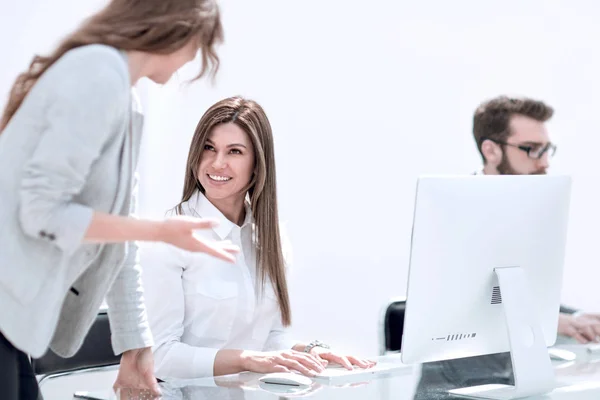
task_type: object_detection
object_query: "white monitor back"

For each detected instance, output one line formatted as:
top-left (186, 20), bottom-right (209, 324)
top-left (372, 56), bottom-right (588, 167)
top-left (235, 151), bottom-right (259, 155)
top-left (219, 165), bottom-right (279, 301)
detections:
top-left (401, 175), bottom-right (572, 365)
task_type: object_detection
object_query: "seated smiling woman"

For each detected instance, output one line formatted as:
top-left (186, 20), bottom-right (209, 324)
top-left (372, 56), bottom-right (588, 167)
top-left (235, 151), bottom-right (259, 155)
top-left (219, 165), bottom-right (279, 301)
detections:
top-left (143, 96), bottom-right (375, 379)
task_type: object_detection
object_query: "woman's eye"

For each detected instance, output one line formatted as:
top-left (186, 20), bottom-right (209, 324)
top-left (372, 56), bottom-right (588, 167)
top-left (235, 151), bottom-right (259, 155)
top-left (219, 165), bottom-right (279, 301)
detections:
top-left (204, 144), bottom-right (215, 151)
top-left (230, 149), bottom-right (242, 155)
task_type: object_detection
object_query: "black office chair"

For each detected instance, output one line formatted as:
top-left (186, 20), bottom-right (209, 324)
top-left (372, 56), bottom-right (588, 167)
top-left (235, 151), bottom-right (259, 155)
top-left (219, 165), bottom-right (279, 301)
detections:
top-left (33, 308), bottom-right (120, 386)
top-left (379, 297), bottom-right (406, 355)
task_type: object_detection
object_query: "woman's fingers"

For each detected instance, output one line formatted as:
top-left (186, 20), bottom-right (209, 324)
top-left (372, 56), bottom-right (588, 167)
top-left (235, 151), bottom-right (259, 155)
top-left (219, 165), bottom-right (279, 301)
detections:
top-left (278, 357), bottom-right (317, 376)
top-left (298, 350), bottom-right (326, 368)
top-left (347, 356), bottom-right (376, 368)
top-left (321, 352), bottom-right (353, 370)
top-left (189, 218), bottom-right (220, 229)
top-left (283, 351), bottom-right (325, 373)
top-left (197, 240), bottom-right (239, 263)
top-left (271, 364), bottom-right (290, 373)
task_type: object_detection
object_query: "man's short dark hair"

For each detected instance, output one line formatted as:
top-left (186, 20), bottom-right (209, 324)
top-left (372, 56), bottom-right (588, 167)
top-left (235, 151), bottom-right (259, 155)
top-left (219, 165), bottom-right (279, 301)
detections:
top-left (473, 96), bottom-right (554, 162)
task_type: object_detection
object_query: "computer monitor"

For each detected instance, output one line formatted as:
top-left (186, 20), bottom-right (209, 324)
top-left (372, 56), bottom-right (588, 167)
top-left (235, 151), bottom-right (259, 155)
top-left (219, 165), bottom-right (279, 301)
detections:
top-left (401, 175), bottom-right (572, 400)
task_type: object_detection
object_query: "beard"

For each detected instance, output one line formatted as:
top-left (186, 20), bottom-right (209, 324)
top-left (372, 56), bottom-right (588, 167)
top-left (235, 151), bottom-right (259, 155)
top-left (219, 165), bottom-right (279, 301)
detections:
top-left (497, 154), bottom-right (546, 175)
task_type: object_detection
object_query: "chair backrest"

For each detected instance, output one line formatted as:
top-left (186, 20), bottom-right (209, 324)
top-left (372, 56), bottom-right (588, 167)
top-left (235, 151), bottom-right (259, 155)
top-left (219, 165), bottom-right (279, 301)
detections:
top-left (379, 297), bottom-right (406, 355)
top-left (32, 309), bottom-right (120, 381)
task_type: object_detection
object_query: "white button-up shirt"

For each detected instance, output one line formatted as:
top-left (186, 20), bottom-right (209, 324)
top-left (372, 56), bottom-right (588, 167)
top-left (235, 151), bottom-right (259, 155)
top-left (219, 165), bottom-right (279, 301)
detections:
top-left (142, 191), bottom-right (295, 379)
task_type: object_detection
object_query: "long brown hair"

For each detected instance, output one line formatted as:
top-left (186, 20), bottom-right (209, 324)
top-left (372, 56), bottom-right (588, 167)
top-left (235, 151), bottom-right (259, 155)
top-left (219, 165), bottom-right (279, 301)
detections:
top-left (0, 0), bottom-right (223, 131)
top-left (176, 96), bottom-right (291, 326)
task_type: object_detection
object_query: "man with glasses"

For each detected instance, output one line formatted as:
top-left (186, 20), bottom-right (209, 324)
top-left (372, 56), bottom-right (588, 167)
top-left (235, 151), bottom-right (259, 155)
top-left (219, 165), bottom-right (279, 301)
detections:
top-left (474, 95), bottom-right (555, 176)
top-left (473, 95), bottom-right (600, 340)
top-left (415, 96), bottom-right (600, 398)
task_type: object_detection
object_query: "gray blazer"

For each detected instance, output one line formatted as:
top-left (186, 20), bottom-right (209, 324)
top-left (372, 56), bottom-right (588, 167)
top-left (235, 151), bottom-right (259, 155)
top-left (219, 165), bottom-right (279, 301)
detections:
top-left (0, 44), bottom-right (152, 358)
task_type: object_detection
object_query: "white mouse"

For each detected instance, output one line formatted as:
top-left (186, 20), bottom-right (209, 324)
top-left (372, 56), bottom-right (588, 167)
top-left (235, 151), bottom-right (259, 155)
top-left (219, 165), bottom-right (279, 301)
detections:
top-left (548, 347), bottom-right (576, 361)
top-left (258, 372), bottom-right (312, 387)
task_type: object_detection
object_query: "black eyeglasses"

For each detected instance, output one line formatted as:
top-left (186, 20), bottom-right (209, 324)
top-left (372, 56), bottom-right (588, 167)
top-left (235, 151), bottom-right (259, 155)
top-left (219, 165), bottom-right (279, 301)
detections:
top-left (485, 138), bottom-right (557, 160)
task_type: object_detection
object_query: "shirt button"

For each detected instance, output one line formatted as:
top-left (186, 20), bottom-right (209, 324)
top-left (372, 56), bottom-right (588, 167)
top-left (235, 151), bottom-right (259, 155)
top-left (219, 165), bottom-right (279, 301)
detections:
top-left (39, 230), bottom-right (47, 238)
top-left (47, 233), bottom-right (56, 241)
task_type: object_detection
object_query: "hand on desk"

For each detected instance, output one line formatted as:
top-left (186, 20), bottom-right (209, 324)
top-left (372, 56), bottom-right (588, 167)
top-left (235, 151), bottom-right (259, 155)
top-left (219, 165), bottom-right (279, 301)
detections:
top-left (558, 312), bottom-right (600, 344)
top-left (113, 347), bottom-right (161, 396)
top-left (241, 349), bottom-right (326, 376)
top-left (308, 346), bottom-right (376, 371)
top-left (114, 388), bottom-right (161, 400)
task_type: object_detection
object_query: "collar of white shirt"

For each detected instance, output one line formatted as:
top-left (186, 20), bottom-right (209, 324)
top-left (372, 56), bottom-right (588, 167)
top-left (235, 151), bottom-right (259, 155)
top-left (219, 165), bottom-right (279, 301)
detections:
top-left (185, 190), bottom-right (253, 240)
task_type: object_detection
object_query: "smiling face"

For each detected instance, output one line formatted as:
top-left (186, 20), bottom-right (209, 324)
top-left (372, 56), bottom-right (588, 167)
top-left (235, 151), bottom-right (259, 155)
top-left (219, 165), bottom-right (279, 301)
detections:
top-left (175, 96), bottom-right (292, 326)
top-left (196, 122), bottom-right (256, 205)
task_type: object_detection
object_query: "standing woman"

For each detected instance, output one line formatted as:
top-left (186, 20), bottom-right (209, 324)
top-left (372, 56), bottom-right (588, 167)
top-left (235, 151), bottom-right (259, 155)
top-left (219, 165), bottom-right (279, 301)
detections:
top-left (0, 1), bottom-right (238, 398)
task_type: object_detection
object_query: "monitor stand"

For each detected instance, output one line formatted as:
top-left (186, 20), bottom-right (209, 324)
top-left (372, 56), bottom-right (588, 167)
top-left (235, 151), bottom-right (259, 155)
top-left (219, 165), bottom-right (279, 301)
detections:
top-left (448, 266), bottom-right (556, 400)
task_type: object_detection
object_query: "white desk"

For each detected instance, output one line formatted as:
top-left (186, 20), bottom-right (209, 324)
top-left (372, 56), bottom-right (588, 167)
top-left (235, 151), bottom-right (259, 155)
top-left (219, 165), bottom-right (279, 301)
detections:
top-left (74, 346), bottom-right (600, 400)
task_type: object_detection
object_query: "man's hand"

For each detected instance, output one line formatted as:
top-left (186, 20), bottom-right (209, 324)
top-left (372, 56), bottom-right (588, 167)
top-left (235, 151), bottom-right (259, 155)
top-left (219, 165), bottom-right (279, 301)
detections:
top-left (558, 313), bottom-right (600, 344)
top-left (113, 347), bottom-right (161, 396)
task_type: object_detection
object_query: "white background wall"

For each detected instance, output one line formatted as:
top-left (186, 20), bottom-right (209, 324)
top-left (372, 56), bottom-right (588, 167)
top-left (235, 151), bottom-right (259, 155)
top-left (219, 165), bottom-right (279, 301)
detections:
top-left (137, 0), bottom-right (600, 357)
top-left (2, 0), bottom-right (600, 392)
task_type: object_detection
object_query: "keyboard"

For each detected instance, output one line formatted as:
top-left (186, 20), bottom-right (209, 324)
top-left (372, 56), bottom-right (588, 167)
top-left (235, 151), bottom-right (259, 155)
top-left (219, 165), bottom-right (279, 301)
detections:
top-left (313, 361), bottom-right (411, 383)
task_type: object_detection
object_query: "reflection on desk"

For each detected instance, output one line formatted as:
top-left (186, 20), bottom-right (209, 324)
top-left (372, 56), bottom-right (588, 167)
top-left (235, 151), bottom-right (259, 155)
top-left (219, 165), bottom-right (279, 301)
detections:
top-left (80, 348), bottom-right (600, 400)
top-left (150, 354), bottom-right (417, 400)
